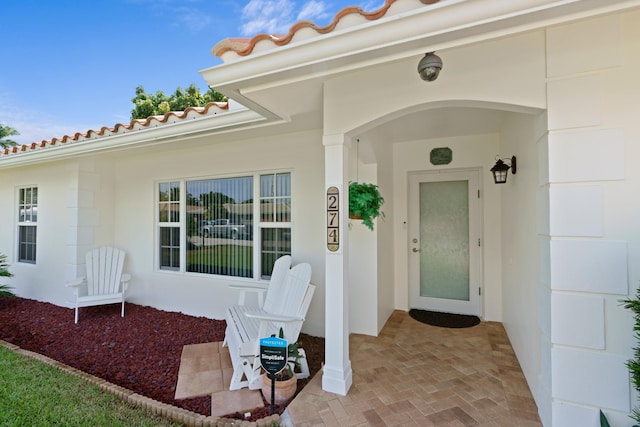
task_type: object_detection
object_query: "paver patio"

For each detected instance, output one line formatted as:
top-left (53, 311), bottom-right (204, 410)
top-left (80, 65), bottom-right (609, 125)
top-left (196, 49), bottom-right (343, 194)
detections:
top-left (285, 310), bottom-right (541, 426)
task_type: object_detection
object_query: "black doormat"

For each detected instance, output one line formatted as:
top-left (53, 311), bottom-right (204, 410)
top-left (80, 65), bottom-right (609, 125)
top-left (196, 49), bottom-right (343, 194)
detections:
top-left (409, 309), bottom-right (480, 328)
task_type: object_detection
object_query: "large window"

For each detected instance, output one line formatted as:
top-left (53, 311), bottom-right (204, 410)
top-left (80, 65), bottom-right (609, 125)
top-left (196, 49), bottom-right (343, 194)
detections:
top-left (157, 172), bottom-right (291, 279)
top-left (17, 187), bottom-right (37, 263)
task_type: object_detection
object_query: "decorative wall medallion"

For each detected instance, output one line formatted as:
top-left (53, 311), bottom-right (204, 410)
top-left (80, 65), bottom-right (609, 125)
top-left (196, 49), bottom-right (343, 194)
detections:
top-left (430, 147), bottom-right (452, 165)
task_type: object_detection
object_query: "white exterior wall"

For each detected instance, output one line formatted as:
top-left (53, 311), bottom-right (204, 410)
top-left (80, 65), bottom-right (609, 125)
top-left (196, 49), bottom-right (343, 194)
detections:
top-left (65, 157), bottom-right (118, 296)
top-left (543, 11), bottom-right (640, 426)
top-left (0, 160), bottom-right (87, 305)
top-left (375, 139), bottom-right (396, 333)
top-left (348, 160), bottom-right (380, 335)
top-left (0, 156), bottom-right (127, 309)
top-left (111, 129), bottom-right (327, 336)
top-left (323, 32), bottom-right (546, 137)
top-left (499, 112), bottom-right (546, 412)
top-left (347, 137), bottom-right (396, 336)
top-left (1, 130), bottom-right (326, 337)
top-left (346, 139), bottom-right (396, 336)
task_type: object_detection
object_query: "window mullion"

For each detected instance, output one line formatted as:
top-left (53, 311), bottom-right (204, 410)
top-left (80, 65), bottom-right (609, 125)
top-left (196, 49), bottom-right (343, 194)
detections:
top-left (252, 176), bottom-right (261, 280)
top-left (180, 180), bottom-right (186, 273)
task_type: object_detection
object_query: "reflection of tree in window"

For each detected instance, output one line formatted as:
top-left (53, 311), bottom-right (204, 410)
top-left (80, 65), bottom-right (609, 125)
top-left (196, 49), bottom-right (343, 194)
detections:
top-left (157, 174), bottom-right (291, 279)
top-left (160, 227), bottom-right (180, 270)
top-left (186, 177), bottom-right (253, 278)
top-left (259, 173), bottom-right (291, 278)
top-left (158, 182), bottom-right (180, 223)
top-left (261, 228), bottom-right (291, 278)
top-left (158, 182), bottom-right (180, 270)
top-left (260, 173), bottom-right (291, 222)
top-left (200, 192), bottom-right (234, 220)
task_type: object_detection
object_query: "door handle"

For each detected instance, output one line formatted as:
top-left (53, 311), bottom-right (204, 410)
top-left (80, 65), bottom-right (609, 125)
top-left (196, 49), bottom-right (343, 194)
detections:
top-left (412, 248), bottom-right (420, 252)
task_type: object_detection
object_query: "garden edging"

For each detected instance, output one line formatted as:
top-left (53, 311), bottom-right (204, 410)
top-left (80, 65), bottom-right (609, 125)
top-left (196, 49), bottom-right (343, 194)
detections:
top-left (0, 339), bottom-right (281, 427)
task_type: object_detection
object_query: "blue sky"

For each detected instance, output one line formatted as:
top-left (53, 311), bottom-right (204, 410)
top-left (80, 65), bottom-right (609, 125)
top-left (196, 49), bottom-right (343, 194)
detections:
top-left (2, 0), bottom-right (382, 145)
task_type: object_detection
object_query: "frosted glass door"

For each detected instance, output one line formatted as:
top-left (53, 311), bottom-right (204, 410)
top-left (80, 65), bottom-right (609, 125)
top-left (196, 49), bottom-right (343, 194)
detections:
top-left (408, 170), bottom-right (481, 316)
top-left (419, 181), bottom-right (469, 301)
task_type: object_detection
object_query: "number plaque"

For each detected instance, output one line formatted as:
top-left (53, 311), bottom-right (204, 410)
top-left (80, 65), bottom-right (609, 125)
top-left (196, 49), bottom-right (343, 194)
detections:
top-left (326, 186), bottom-right (339, 252)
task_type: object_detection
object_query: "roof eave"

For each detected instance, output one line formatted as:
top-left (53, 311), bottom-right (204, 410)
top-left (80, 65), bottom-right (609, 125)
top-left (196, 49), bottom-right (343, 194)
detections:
top-left (200, 0), bottom-right (640, 93)
top-left (0, 107), bottom-right (267, 169)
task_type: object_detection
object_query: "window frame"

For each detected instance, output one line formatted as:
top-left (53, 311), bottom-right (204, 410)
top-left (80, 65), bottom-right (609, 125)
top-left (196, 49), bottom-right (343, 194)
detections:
top-left (155, 171), bottom-right (292, 280)
top-left (258, 172), bottom-right (292, 279)
top-left (17, 186), bottom-right (38, 264)
top-left (158, 181), bottom-right (182, 272)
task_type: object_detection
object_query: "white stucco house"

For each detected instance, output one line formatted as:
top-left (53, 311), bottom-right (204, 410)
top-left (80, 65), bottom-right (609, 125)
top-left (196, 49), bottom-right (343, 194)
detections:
top-left (2, 0), bottom-right (640, 425)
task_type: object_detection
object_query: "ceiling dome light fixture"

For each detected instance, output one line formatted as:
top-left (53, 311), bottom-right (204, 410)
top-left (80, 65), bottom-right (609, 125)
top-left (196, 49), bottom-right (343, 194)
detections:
top-left (417, 52), bottom-right (443, 81)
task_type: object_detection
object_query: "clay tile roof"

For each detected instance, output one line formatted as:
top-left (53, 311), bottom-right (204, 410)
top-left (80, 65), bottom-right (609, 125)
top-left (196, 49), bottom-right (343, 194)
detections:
top-left (1, 102), bottom-right (229, 158)
top-left (212, 0), bottom-right (440, 58)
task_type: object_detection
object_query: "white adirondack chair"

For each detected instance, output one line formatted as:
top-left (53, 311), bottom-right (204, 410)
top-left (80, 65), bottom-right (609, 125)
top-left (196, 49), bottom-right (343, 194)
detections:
top-left (66, 247), bottom-right (131, 323)
top-left (224, 256), bottom-right (315, 390)
top-left (227, 255), bottom-right (292, 307)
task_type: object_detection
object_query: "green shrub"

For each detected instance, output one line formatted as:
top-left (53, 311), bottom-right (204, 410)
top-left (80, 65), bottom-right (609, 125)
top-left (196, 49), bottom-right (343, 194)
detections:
top-left (623, 288), bottom-right (640, 424)
top-left (0, 253), bottom-right (14, 297)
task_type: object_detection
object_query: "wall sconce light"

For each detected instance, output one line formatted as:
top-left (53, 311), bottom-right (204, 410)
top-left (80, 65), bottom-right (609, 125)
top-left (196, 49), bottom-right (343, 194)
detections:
top-left (417, 52), bottom-right (443, 81)
top-left (491, 156), bottom-right (517, 184)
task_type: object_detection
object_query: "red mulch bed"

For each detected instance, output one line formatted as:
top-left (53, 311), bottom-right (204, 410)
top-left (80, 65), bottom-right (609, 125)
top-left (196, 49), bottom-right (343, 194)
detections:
top-left (0, 297), bottom-right (325, 422)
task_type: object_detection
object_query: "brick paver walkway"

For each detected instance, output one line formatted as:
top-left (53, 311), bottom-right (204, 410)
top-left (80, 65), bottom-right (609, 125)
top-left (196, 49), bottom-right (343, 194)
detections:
top-left (286, 310), bottom-right (541, 426)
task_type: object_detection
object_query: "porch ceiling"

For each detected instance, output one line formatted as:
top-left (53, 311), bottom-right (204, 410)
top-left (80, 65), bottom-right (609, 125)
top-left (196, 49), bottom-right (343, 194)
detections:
top-left (358, 107), bottom-right (509, 145)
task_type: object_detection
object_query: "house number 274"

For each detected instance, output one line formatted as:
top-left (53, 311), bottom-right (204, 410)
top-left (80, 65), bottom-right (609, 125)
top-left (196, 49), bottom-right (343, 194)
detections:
top-left (326, 186), bottom-right (339, 252)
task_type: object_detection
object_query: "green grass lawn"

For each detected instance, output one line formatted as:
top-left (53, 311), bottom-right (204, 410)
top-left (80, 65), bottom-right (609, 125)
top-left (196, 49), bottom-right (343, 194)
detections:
top-left (187, 244), bottom-right (253, 276)
top-left (0, 346), bottom-right (184, 427)
top-left (187, 244), bottom-right (252, 266)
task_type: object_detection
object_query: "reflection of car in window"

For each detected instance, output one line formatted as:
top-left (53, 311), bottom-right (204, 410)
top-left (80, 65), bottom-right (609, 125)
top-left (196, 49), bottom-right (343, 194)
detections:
top-left (200, 219), bottom-right (244, 239)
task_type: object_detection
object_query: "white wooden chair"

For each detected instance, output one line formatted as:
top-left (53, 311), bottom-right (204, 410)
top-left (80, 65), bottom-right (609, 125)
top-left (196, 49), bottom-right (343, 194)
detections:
top-left (224, 256), bottom-right (315, 390)
top-left (66, 247), bottom-right (131, 323)
top-left (227, 255), bottom-right (292, 308)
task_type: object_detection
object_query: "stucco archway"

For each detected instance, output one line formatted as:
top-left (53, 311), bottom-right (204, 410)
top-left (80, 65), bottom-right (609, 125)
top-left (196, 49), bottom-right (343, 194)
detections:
top-left (350, 99), bottom-right (544, 297)
top-left (340, 100), bottom-right (546, 395)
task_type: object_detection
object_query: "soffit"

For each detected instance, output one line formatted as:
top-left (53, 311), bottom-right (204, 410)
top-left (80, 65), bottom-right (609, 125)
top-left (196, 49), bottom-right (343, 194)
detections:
top-left (200, 0), bottom-right (640, 121)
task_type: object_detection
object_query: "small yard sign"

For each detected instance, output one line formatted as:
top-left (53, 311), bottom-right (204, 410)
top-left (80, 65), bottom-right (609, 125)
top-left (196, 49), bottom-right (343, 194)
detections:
top-left (260, 336), bottom-right (288, 375)
top-left (260, 335), bottom-right (288, 414)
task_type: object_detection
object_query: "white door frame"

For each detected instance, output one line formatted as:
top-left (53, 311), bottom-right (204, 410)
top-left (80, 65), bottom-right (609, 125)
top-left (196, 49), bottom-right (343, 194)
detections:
top-left (408, 169), bottom-right (483, 316)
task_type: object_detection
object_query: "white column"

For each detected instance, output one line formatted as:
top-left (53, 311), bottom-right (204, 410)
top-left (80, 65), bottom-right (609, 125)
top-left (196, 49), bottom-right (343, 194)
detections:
top-left (322, 133), bottom-right (353, 395)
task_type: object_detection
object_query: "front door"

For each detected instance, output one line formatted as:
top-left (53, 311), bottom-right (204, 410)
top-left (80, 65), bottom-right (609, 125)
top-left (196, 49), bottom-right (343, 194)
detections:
top-left (408, 170), bottom-right (482, 316)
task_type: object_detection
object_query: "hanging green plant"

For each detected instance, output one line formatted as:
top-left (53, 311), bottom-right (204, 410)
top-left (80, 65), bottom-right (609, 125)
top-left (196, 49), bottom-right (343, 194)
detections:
top-left (348, 182), bottom-right (385, 231)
